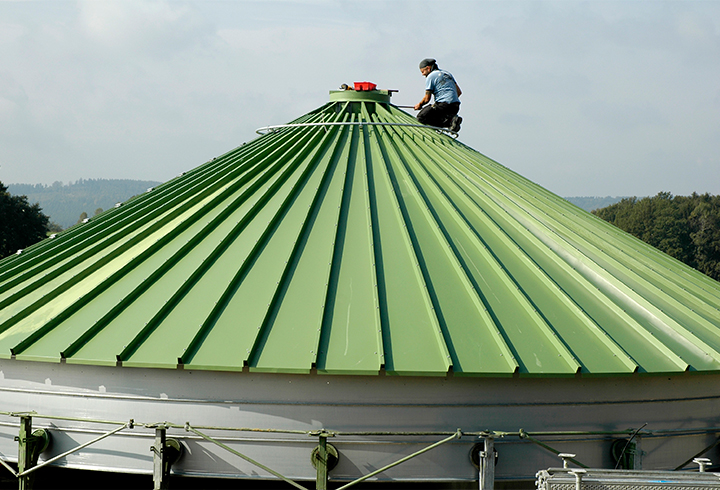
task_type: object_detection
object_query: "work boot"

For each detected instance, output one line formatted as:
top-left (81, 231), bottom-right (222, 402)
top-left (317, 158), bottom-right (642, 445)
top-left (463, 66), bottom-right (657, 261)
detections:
top-left (450, 115), bottom-right (462, 133)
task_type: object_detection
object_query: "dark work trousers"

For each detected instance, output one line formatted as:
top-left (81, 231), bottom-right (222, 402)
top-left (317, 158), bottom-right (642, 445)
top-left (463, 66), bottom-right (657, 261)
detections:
top-left (417, 102), bottom-right (460, 128)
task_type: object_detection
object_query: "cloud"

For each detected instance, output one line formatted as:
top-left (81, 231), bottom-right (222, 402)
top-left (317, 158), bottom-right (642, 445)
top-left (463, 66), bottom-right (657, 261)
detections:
top-left (78, 0), bottom-right (214, 57)
top-left (0, 0), bottom-right (718, 199)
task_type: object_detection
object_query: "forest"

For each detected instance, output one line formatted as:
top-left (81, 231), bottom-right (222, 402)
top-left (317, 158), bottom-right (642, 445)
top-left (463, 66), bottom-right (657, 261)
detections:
top-left (0, 181), bottom-right (49, 259)
top-left (592, 192), bottom-right (720, 281)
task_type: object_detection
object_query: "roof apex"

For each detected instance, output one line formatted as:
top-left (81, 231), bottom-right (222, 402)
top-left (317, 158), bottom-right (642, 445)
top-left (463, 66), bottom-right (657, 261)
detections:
top-left (329, 88), bottom-right (392, 104)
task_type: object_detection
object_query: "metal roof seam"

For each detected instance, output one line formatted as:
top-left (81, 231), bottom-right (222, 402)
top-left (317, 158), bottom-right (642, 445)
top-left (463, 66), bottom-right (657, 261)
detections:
top-left (376, 117), bottom-right (518, 375)
top-left (441, 172), bottom-right (583, 374)
top-left (415, 142), bottom-right (664, 374)
top-left (378, 120), bottom-right (570, 374)
top-left (452, 159), bottom-right (688, 370)
top-left (316, 114), bottom-right (359, 372)
top-left (289, 118), bottom-right (357, 373)
top-left (80, 126), bottom-right (326, 364)
top-left (2, 91), bottom-right (719, 378)
top-left (432, 149), bottom-right (692, 372)
top-left (483, 173), bottom-right (720, 328)
top-left (0, 147), bottom-right (272, 315)
top-left (361, 109), bottom-right (386, 371)
top-left (365, 104), bottom-right (456, 375)
top-left (317, 111), bottom-right (384, 374)
top-left (491, 185), bottom-right (720, 357)
top-left (238, 112), bottom-right (353, 372)
top-left (370, 113), bottom-right (454, 373)
top-left (53, 150), bottom-right (298, 360)
top-left (358, 110), bottom-right (395, 373)
top-left (123, 150), bottom-right (325, 367)
top-left (508, 213), bottom-right (707, 370)
top-left (177, 122), bottom-right (332, 366)
top-left (245, 115), bottom-right (355, 371)
top-left (522, 198), bottom-right (720, 316)
top-left (399, 192), bottom-right (513, 368)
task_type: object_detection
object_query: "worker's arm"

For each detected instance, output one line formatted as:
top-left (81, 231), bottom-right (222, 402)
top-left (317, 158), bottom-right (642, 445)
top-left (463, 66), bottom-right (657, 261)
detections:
top-left (414, 91), bottom-right (432, 111)
top-left (455, 84), bottom-right (462, 97)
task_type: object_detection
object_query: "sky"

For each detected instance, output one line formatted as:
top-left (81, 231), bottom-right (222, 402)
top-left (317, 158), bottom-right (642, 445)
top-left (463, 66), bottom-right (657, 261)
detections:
top-left (0, 0), bottom-right (719, 198)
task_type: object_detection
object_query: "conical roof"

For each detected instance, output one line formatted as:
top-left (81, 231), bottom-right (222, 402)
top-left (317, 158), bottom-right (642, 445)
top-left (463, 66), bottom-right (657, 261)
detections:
top-left (2, 87), bottom-right (720, 377)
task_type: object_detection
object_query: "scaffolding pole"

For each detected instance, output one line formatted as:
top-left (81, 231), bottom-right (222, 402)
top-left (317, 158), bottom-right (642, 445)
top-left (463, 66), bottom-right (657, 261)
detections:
top-left (479, 435), bottom-right (494, 490)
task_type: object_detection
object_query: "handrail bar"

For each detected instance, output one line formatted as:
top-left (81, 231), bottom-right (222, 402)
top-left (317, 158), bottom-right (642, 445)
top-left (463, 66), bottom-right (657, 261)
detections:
top-left (256, 121), bottom-right (458, 137)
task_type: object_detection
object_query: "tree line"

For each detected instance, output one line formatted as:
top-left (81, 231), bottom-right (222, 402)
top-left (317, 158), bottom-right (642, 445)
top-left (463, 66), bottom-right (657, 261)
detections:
top-left (1, 179), bottom-right (158, 259)
top-left (0, 181), bottom-right (50, 258)
top-left (592, 192), bottom-right (720, 281)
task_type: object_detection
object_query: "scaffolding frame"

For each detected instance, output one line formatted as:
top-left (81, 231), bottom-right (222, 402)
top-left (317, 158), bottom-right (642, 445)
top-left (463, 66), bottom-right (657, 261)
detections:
top-left (1, 410), bottom-right (718, 490)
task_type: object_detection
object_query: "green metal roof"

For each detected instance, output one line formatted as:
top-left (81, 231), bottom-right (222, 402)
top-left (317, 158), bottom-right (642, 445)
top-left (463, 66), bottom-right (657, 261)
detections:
top-left (1, 87), bottom-right (720, 377)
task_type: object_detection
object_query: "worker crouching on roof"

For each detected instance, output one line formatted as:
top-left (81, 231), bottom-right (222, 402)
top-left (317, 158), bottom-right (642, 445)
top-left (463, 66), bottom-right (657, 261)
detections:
top-left (414, 58), bottom-right (462, 132)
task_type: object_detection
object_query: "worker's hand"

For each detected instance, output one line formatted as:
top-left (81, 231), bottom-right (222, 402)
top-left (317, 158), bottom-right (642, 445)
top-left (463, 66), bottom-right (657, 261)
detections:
top-left (414, 103), bottom-right (423, 111)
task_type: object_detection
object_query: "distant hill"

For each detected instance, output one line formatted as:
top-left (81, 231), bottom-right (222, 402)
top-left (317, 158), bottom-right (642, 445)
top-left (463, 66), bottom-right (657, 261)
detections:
top-left (564, 196), bottom-right (626, 212)
top-left (6, 178), bottom-right (625, 229)
top-left (8, 179), bottom-right (162, 229)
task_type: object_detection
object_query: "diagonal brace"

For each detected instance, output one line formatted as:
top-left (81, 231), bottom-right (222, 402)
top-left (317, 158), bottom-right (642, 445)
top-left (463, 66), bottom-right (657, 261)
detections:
top-left (17, 421), bottom-right (132, 478)
top-left (675, 435), bottom-right (720, 471)
top-left (518, 429), bottom-right (588, 468)
top-left (0, 454), bottom-right (18, 477)
top-left (335, 429), bottom-right (463, 490)
top-left (184, 423), bottom-right (306, 490)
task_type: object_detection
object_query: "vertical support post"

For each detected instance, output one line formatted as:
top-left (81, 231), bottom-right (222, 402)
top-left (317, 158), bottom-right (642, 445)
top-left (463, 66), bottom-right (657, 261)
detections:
top-left (571, 469), bottom-right (586, 490)
top-left (152, 424), bottom-right (182, 490)
top-left (152, 425), bottom-right (168, 490)
top-left (316, 432), bottom-right (328, 490)
top-left (17, 415), bottom-right (33, 490)
top-left (479, 436), bottom-right (494, 490)
top-left (632, 435), bottom-right (642, 469)
top-left (16, 416), bottom-right (48, 490)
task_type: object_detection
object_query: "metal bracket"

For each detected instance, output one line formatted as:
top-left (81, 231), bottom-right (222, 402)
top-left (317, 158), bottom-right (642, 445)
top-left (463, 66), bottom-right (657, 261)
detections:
top-left (15, 416), bottom-right (51, 490)
top-left (151, 425), bottom-right (183, 490)
top-left (559, 453), bottom-right (576, 469)
top-left (519, 429), bottom-right (588, 468)
top-left (612, 436), bottom-right (643, 469)
top-left (694, 457), bottom-right (712, 472)
top-left (479, 437), bottom-right (496, 490)
top-left (15, 420), bottom-right (132, 486)
top-left (311, 430), bottom-right (339, 490)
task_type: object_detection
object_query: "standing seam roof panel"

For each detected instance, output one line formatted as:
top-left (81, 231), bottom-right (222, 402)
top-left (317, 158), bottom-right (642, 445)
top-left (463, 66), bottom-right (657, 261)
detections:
top-left (2, 88), bottom-right (720, 377)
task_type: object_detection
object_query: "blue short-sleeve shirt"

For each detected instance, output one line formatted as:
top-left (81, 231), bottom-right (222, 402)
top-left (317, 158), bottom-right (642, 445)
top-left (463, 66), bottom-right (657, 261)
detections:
top-left (425, 69), bottom-right (460, 104)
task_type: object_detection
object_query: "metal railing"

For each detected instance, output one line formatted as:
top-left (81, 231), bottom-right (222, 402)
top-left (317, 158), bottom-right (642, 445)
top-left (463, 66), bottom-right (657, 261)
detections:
top-left (255, 121), bottom-right (459, 138)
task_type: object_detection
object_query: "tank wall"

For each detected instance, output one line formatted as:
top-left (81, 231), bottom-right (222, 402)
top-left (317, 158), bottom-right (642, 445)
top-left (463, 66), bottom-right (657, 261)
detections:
top-left (1, 360), bottom-right (720, 481)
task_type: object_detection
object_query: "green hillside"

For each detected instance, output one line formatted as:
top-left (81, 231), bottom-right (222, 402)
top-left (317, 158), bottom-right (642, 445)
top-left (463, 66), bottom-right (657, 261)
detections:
top-left (5, 181), bottom-right (626, 230)
top-left (8, 179), bottom-right (162, 229)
